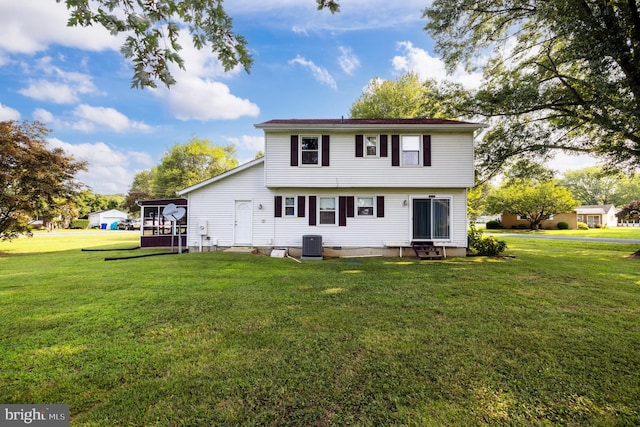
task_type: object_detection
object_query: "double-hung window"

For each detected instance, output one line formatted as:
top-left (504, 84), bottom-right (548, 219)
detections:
top-left (284, 197), bottom-right (296, 216)
top-left (319, 197), bottom-right (336, 225)
top-left (365, 136), bottom-right (377, 156)
top-left (402, 135), bottom-right (421, 166)
top-left (301, 136), bottom-right (319, 165)
top-left (357, 197), bottom-right (374, 216)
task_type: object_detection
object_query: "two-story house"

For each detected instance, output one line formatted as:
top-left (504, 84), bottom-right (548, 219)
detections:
top-left (177, 118), bottom-right (484, 257)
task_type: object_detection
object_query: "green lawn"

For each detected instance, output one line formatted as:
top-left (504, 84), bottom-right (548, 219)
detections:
top-left (1, 232), bottom-right (639, 426)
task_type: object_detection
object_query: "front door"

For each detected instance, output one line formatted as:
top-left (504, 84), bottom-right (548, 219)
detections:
top-left (234, 200), bottom-right (253, 245)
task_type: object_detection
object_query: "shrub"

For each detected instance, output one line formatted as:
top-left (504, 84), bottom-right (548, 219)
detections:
top-left (517, 223), bottom-right (529, 229)
top-left (485, 220), bottom-right (502, 229)
top-left (70, 219), bottom-right (89, 229)
top-left (468, 222), bottom-right (508, 256)
top-left (557, 221), bottom-right (569, 230)
top-left (578, 222), bottom-right (589, 230)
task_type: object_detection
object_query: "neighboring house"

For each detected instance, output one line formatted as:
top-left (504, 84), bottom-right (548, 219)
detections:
top-left (177, 118), bottom-right (484, 257)
top-left (501, 212), bottom-right (578, 230)
top-left (137, 198), bottom-right (187, 248)
top-left (87, 209), bottom-right (128, 229)
top-left (576, 204), bottom-right (618, 228)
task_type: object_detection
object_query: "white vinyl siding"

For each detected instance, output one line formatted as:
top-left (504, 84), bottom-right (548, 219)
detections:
top-left (265, 131), bottom-right (474, 188)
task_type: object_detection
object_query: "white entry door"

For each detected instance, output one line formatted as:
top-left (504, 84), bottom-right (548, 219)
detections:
top-left (234, 200), bottom-right (253, 245)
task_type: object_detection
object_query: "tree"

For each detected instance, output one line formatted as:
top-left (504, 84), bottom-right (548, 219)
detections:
top-left (486, 180), bottom-right (578, 230)
top-left (0, 121), bottom-right (86, 240)
top-left (153, 137), bottom-right (238, 197)
top-left (616, 201), bottom-right (640, 221)
top-left (350, 73), bottom-right (469, 119)
top-left (424, 0), bottom-right (640, 175)
top-left (560, 167), bottom-right (620, 206)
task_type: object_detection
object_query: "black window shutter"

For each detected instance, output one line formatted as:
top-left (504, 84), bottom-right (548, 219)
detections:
top-left (355, 135), bottom-right (364, 157)
top-left (380, 135), bottom-right (388, 157)
top-left (346, 196), bottom-right (355, 217)
top-left (391, 135), bottom-right (400, 166)
top-left (290, 135), bottom-right (298, 166)
top-left (376, 196), bottom-right (385, 217)
top-left (274, 196), bottom-right (282, 217)
top-left (309, 196), bottom-right (317, 226)
top-left (423, 135), bottom-right (432, 167)
top-left (322, 135), bottom-right (330, 166)
top-left (297, 196), bottom-right (305, 218)
top-left (339, 196), bottom-right (347, 226)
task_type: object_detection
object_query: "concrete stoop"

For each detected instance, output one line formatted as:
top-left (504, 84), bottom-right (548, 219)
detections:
top-left (223, 246), bottom-right (258, 254)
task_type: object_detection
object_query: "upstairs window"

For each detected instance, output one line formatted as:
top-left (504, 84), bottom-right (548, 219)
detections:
top-left (301, 136), bottom-right (319, 165)
top-left (402, 135), bottom-right (420, 166)
top-left (365, 136), bottom-right (377, 156)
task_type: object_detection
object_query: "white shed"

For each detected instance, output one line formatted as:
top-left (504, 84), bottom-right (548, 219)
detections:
top-left (88, 209), bottom-right (129, 229)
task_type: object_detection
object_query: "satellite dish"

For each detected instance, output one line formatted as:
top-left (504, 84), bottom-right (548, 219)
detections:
top-left (162, 203), bottom-right (178, 217)
top-left (161, 203), bottom-right (185, 254)
top-left (172, 207), bottom-right (186, 221)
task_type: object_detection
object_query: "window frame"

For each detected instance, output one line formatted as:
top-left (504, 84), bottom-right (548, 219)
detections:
top-left (401, 135), bottom-right (421, 166)
top-left (300, 135), bottom-right (320, 166)
top-left (284, 196), bottom-right (296, 217)
top-left (318, 196), bottom-right (337, 225)
top-left (365, 135), bottom-right (378, 157)
top-left (356, 196), bottom-right (375, 217)
top-left (411, 196), bottom-right (452, 242)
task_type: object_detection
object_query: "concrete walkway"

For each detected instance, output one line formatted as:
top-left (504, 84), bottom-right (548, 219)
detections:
top-left (487, 233), bottom-right (640, 245)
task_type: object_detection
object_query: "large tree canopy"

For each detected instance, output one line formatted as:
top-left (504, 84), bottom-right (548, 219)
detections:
top-left (152, 137), bottom-right (238, 198)
top-left (350, 73), bottom-right (468, 119)
top-left (0, 121), bottom-right (86, 240)
top-left (486, 180), bottom-right (578, 230)
top-left (425, 0), bottom-right (640, 175)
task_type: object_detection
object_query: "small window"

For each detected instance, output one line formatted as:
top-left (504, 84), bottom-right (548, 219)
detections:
top-left (402, 135), bottom-right (420, 165)
top-left (319, 197), bottom-right (336, 225)
top-left (357, 197), bottom-right (374, 216)
top-left (365, 136), bottom-right (377, 156)
top-left (284, 197), bottom-right (296, 216)
top-left (301, 136), bottom-right (319, 165)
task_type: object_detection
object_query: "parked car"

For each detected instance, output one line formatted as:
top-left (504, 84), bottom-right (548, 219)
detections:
top-left (117, 218), bottom-right (141, 230)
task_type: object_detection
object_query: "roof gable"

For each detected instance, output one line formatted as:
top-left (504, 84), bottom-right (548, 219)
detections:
top-left (177, 157), bottom-right (264, 195)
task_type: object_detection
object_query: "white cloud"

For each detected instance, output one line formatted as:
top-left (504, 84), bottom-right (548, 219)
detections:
top-left (0, 102), bottom-right (21, 121)
top-left (0, 1), bottom-right (120, 55)
top-left (289, 55), bottom-right (337, 89)
top-left (338, 46), bottom-right (360, 75)
top-left (392, 41), bottom-right (483, 89)
top-left (33, 108), bottom-right (54, 123)
top-left (72, 104), bottom-right (153, 133)
top-left (18, 57), bottom-right (99, 104)
top-left (225, 135), bottom-right (265, 153)
top-left (19, 80), bottom-right (80, 104)
top-left (47, 138), bottom-right (153, 194)
top-left (292, 26), bottom-right (309, 36)
top-left (167, 77), bottom-right (260, 121)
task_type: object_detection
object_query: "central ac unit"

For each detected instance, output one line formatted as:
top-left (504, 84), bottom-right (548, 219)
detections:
top-left (301, 235), bottom-right (323, 260)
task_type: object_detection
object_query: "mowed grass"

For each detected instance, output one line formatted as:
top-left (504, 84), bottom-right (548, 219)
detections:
top-left (1, 232), bottom-right (640, 426)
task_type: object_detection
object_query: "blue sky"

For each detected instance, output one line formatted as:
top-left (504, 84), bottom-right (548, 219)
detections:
top-left (0, 1), bottom-right (595, 194)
